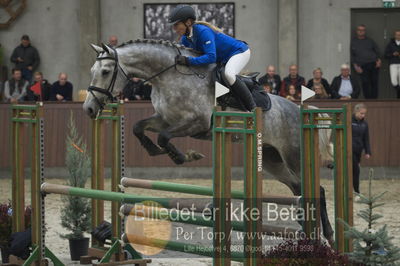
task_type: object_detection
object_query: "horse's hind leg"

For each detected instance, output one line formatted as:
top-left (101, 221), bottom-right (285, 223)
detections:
top-left (262, 146), bottom-right (334, 243)
top-left (133, 114), bottom-right (169, 156)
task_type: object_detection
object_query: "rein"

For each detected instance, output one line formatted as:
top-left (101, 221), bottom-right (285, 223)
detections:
top-left (87, 44), bottom-right (205, 112)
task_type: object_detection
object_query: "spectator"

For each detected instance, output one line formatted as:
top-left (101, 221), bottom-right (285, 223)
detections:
top-left (311, 83), bottom-right (329, 99)
top-left (280, 64), bottom-right (305, 97)
top-left (3, 68), bottom-right (28, 103)
top-left (330, 64), bottom-right (361, 100)
top-left (258, 65), bottom-right (281, 95)
top-left (352, 103), bottom-right (371, 194)
top-left (26, 72), bottom-right (51, 101)
top-left (306, 67), bottom-right (331, 97)
top-left (50, 73), bottom-right (73, 101)
top-left (262, 83), bottom-right (272, 94)
top-left (108, 35), bottom-right (118, 48)
top-left (285, 84), bottom-right (300, 101)
top-left (351, 25), bottom-right (381, 99)
top-left (384, 30), bottom-right (400, 99)
top-left (10, 35), bottom-right (40, 82)
top-left (122, 76), bottom-right (152, 101)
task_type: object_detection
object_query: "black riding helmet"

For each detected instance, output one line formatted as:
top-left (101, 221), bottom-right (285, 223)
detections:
top-left (168, 5), bottom-right (196, 24)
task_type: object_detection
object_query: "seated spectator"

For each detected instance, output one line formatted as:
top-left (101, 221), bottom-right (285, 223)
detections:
top-left (330, 64), bottom-right (361, 100)
top-left (123, 76), bottom-right (152, 101)
top-left (280, 64), bottom-right (305, 97)
top-left (26, 72), bottom-right (51, 102)
top-left (311, 83), bottom-right (329, 99)
top-left (285, 84), bottom-right (300, 101)
top-left (108, 35), bottom-right (118, 48)
top-left (306, 67), bottom-right (331, 97)
top-left (10, 35), bottom-right (40, 82)
top-left (3, 68), bottom-right (28, 103)
top-left (258, 65), bottom-right (281, 95)
top-left (263, 83), bottom-right (272, 94)
top-left (50, 73), bottom-right (73, 101)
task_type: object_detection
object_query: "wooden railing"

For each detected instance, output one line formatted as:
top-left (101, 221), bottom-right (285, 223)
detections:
top-left (1, 100), bottom-right (399, 168)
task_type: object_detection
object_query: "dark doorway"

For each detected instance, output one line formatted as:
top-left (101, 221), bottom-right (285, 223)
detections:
top-left (351, 8), bottom-right (400, 99)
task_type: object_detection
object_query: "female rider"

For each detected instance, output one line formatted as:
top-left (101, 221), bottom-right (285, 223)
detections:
top-left (169, 5), bottom-right (256, 111)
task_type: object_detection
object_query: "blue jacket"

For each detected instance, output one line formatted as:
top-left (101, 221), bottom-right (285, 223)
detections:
top-left (181, 24), bottom-right (248, 65)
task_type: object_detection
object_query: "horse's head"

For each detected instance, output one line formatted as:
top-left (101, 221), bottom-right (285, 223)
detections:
top-left (83, 43), bottom-right (128, 118)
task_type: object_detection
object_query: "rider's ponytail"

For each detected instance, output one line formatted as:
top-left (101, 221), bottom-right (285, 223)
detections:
top-left (194, 21), bottom-right (224, 33)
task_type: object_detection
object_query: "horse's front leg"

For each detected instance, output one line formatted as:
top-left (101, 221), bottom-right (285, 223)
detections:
top-left (157, 120), bottom-right (208, 165)
top-left (133, 114), bottom-right (169, 156)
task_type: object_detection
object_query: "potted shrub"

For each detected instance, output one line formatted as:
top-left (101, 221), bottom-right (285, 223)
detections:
top-left (60, 113), bottom-right (91, 261)
top-left (0, 202), bottom-right (31, 263)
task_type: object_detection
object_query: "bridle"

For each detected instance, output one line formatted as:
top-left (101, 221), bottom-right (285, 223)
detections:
top-left (87, 44), bottom-right (205, 114)
top-left (87, 47), bottom-right (129, 112)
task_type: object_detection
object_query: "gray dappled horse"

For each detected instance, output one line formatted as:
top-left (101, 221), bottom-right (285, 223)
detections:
top-left (83, 39), bottom-right (334, 242)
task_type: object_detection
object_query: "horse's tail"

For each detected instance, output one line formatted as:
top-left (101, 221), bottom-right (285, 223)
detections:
top-left (317, 112), bottom-right (334, 164)
top-left (306, 105), bottom-right (334, 165)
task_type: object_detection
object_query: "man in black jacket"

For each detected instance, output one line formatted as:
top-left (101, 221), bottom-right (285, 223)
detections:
top-left (330, 64), bottom-right (361, 99)
top-left (26, 71), bottom-right (51, 101)
top-left (384, 30), bottom-right (400, 98)
top-left (351, 25), bottom-right (381, 99)
top-left (279, 64), bottom-right (305, 97)
top-left (50, 73), bottom-right (73, 101)
top-left (10, 35), bottom-right (40, 82)
top-left (123, 76), bottom-right (152, 101)
top-left (258, 65), bottom-right (281, 95)
top-left (352, 103), bottom-right (371, 194)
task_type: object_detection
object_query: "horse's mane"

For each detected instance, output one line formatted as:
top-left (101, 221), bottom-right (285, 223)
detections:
top-left (117, 39), bottom-right (202, 56)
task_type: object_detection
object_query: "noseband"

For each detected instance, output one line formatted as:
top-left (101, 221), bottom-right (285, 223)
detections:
top-left (87, 47), bottom-right (129, 112)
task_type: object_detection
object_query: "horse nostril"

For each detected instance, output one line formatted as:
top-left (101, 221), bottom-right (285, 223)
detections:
top-left (87, 107), bottom-right (96, 118)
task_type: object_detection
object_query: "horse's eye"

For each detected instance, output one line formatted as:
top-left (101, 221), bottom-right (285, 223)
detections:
top-left (102, 70), bottom-right (110, 76)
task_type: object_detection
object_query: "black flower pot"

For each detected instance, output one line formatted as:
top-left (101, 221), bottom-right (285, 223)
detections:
top-left (68, 237), bottom-right (89, 261)
top-left (1, 246), bottom-right (10, 264)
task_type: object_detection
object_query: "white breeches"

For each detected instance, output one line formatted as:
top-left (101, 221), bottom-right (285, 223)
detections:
top-left (224, 49), bottom-right (251, 85)
top-left (389, 64), bottom-right (400, 86)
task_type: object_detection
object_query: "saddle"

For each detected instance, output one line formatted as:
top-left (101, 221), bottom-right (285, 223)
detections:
top-left (213, 65), bottom-right (271, 111)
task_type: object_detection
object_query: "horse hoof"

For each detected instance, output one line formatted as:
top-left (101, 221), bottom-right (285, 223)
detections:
top-left (185, 150), bottom-right (205, 162)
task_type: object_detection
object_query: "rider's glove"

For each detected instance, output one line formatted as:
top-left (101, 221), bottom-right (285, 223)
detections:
top-left (175, 55), bottom-right (189, 66)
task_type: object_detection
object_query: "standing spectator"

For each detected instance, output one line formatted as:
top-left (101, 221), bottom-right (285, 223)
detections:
top-left (50, 73), bottom-right (73, 101)
top-left (123, 76), bottom-right (152, 101)
top-left (330, 64), bottom-right (361, 100)
top-left (306, 68), bottom-right (331, 97)
top-left (352, 103), bottom-right (371, 194)
top-left (10, 35), bottom-right (40, 82)
top-left (280, 64), bottom-right (305, 97)
top-left (108, 35), bottom-right (118, 48)
top-left (351, 25), bottom-right (381, 99)
top-left (384, 30), bottom-right (400, 98)
top-left (3, 68), bottom-right (28, 103)
top-left (26, 72), bottom-right (51, 101)
top-left (258, 65), bottom-right (281, 95)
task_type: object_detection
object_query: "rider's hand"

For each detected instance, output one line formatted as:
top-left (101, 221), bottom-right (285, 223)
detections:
top-left (175, 55), bottom-right (189, 66)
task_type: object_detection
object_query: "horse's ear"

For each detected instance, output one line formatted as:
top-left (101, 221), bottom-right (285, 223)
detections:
top-left (101, 43), bottom-right (111, 54)
top-left (90, 44), bottom-right (103, 55)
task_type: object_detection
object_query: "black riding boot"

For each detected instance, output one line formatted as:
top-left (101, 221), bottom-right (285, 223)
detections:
top-left (231, 78), bottom-right (256, 111)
